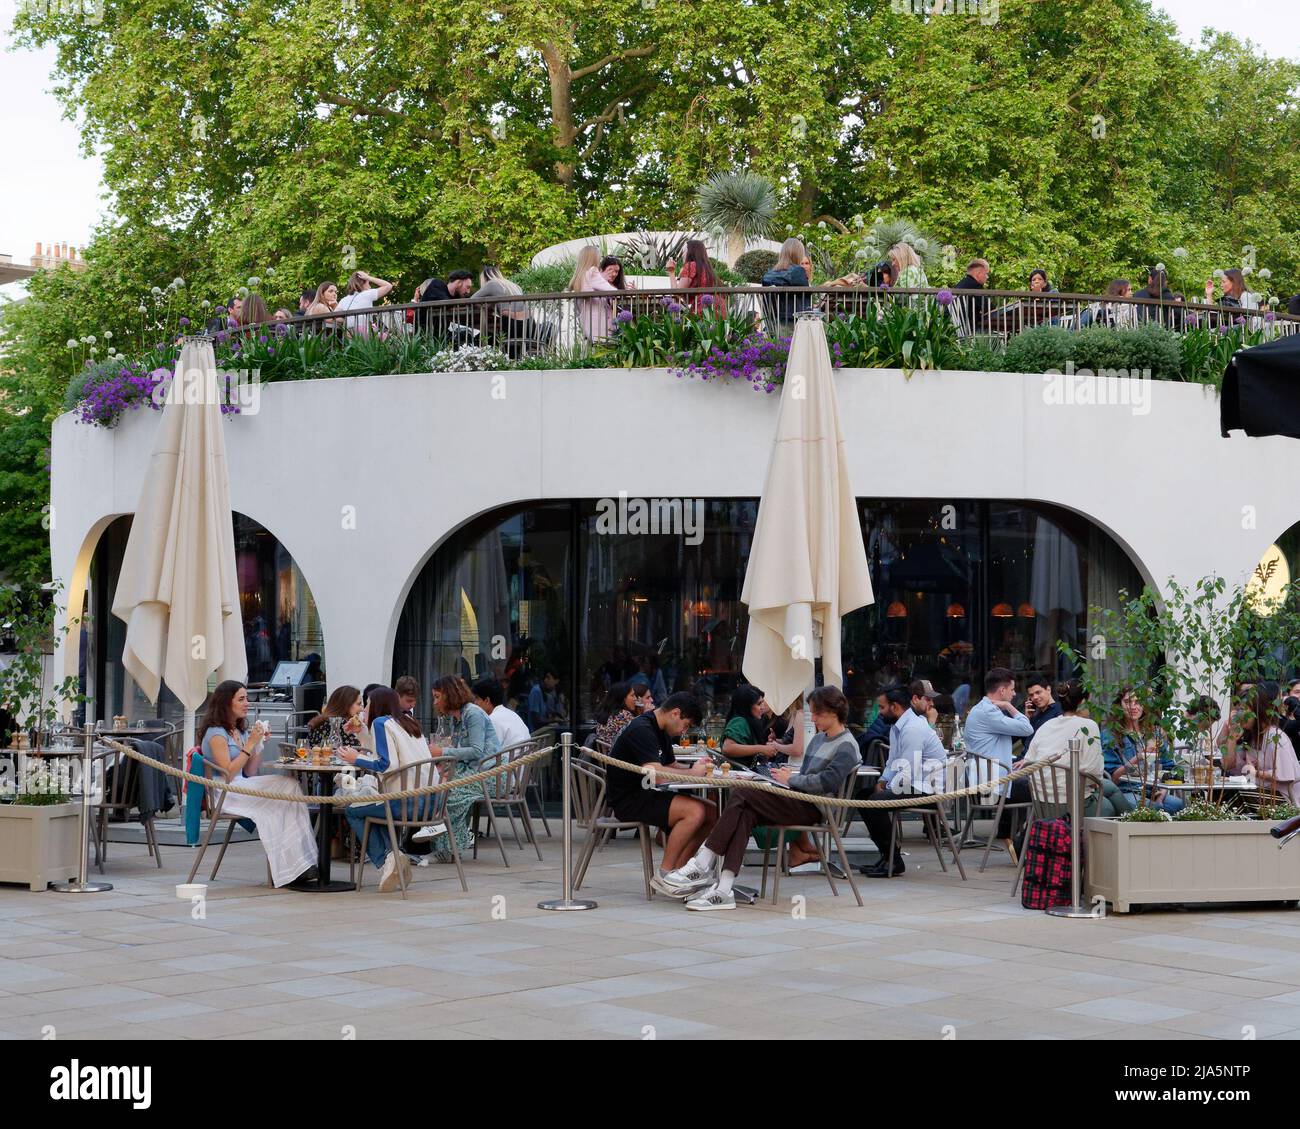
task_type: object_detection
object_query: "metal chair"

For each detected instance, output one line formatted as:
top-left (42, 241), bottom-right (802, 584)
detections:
top-left (185, 756), bottom-right (272, 886)
top-left (759, 770), bottom-right (863, 907)
top-left (960, 750), bottom-right (1034, 871)
top-left (569, 758), bottom-right (655, 900)
top-left (1009, 763), bottom-right (1103, 898)
top-left (883, 754), bottom-right (968, 881)
top-left (91, 741), bottom-right (163, 872)
top-left (357, 755), bottom-right (464, 898)
top-left (471, 739), bottom-right (544, 864)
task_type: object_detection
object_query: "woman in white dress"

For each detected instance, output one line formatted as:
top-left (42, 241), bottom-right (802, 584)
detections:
top-left (199, 681), bottom-right (317, 887)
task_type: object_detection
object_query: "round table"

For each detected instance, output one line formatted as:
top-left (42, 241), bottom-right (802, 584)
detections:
top-left (271, 758), bottom-right (358, 892)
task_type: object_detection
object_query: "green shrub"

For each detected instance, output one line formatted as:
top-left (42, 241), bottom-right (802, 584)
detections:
top-left (733, 250), bottom-right (778, 283)
top-left (511, 261), bottom-right (574, 294)
top-left (710, 258), bottom-right (744, 285)
top-left (1001, 327), bottom-right (1074, 374)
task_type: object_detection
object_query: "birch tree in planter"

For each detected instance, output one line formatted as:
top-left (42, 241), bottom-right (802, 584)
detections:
top-left (1059, 576), bottom-right (1300, 814)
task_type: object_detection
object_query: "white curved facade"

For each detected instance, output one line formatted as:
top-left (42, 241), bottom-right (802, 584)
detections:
top-left (49, 367), bottom-right (1298, 693)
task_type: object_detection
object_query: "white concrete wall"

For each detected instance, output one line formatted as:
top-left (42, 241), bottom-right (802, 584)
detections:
top-left (530, 232), bottom-right (782, 269)
top-left (49, 367), bottom-right (1300, 696)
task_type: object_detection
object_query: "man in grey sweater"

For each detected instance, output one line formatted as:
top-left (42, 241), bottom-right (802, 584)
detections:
top-left (658, 685), bottom-right (861, 911)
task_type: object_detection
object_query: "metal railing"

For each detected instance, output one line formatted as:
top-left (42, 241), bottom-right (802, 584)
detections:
top-left (216, 284), bottom-right (1300, 364)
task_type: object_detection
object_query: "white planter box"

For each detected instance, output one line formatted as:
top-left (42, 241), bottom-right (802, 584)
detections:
top-left (1085, 816), bottom-right (1300, 914)
top-left (0, 803), bottom-right (82, 891)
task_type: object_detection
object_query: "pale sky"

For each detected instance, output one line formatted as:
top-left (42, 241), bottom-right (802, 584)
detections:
top-left (1, 0), bottom-right (1297, 302)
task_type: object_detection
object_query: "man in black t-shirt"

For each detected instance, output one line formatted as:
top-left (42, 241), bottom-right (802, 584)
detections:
top-left (607, 692), bottom-right (716, 896)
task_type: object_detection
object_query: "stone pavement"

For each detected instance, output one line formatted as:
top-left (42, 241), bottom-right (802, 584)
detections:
top-left (4, 823), bottom-right (1300, 1040)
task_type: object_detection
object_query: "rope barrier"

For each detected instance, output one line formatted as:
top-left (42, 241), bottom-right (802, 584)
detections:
top-left (101, 737), bottom-right (555, 806)
top-left (585, 746), bottom-right (1061, 809)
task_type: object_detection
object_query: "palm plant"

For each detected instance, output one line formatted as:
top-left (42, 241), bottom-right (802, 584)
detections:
top-left (694, 172), bottom-right (777, 266)
top-left (857, 215), bottom-right (941, 271)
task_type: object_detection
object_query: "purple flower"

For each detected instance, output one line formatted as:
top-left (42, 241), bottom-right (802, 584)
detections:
top-left (935, 288), bottom-right (953, 307)
top-left (1218, 325), bottom-right (1231, 336)
top-left (1234, 316), bottom-right (1245, 326)
top-left (1265, 311), bottom-right (1276, 323)
top-left (178, 316), bottom-right (191, 327)
top-left (615, 309), bottom-right (635, 323)
top-left (700, 294), bottom-right (715, 307)
top-left (215, 305), bottom-right (227, 315)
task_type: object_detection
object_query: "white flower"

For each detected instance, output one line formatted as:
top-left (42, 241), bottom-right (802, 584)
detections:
top-left (103, 330), bottom-right (112, 340)
top-left (172, 277), bottom-right (185, 288)
top-left (237, 286), bottom-right (249, 298)
top-left (817, 221), bottom-right (826, 229)
top-left (1259, 268), bottom-right (1271, 280)
top-left (85, 335), bottom-right (96, 345)
top-left (1268, 295), bottom-right (1279, 306)
top-left (137, 305), bottom-right (148, 314)
top-left (1242, 265), bottom-right (1254, 276)
top-left (151, 286), bottom-right (163, 296)
top-left (1154, 262), bottom-right (1166, 273)
top-left (66, 339), bottom-right (78, 349)
top-left (265, 267), bottom-right (276, 278)
top-left (88, 347), bottom-right (97, 355)
top-left (247, 276), bottom-right (260, 288)
top-left (1173, 247), bottom-right (1188, 258)
top-left (1213, 269), bottom-right (1224, 278)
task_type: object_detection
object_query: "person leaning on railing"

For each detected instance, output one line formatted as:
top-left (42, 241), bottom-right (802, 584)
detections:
top-left (410, 270), bottom-right (474, 340)
top-left (666, 238), bottom-right (727, 315)
top-left (1134, 267), bottom-right (1181, 327)
top-left (954, 257), bottom-right (990, 329)
top-left (335, 269), bottom-right (394, 337)
top-left (305, 280), bottom-right (341, 331)
top-left (1204, 267), bottom-right (1258, 312)
top-left (1083, 278), bottom-right (1136, 329)
top-left (761, 237), bottom-right (813, 330)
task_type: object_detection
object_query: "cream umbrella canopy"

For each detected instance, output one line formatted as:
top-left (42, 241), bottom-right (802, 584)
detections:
top-left (111, 338), bottom-right (247, 752)
top-left (741, 315), bottom-right (873, 714)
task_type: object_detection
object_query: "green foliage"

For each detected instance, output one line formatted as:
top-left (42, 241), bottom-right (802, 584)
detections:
top-left (857, 215), bottom-right (942, 271)
top-left (733, 251), bottom-right (779, 284)
top-left (1002, 325), bottom-right (1183, 382)
top-left (610, 302), bottom-right (759, 368)
top-left (0, 585), bottom-right (83, 744)
top-left (1173, 799), bottom-right (1248, 822)
top-left (1256, 800), bottom-right (1300, 822)
top-left (1118, 806), bottom-right (1172, 823)
top-left (1179, 321), bottom-right (1275, 388)
top-left (1059, 576), bottom-right (1300, 777)
top-left (511, 262), bottom-right (575, 295)
top-left (694, 172), bottom-right (778, 240)
top-left (821, 301), bottom-right (965, 376)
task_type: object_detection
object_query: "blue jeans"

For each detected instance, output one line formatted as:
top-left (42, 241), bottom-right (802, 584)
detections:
top-left (347, 799), bottom-right (408, 867)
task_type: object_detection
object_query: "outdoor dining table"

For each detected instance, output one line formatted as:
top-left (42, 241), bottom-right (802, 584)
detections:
top-left (1122, 774), bottom-right (1257, 796)
top-left (271, 756), bottom-right (357, 892)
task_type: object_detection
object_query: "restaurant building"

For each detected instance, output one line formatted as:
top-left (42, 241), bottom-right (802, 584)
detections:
top-left (49, 362), bottom-right (1300, 730)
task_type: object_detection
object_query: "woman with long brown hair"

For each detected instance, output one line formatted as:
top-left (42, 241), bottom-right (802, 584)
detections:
top-left (337, 687), bottom-right (431, 892)
top-left (418, 675), bottom-right (501, 862)
top-left (667, 239), bottom-right (726, 315)
top-left (307, 685), bottom-right (365, 748)
top-left (1101, 687), bottom-right (1182, 813)
top-left (198, 680), bottom-right (317, 886)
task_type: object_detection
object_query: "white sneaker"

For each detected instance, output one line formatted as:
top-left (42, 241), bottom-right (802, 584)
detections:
top-left (411, 823), bottom-right (448, 842)
top-left (378, 852), bottom-right (400, 893)
top-left (685, 884), bottom-right (736, 911)
top-left (651, 859), bottom-right (716, 899)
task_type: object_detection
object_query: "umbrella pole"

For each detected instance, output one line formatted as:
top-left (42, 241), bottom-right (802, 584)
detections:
top-left (183, 708), bottom-right (197, 846)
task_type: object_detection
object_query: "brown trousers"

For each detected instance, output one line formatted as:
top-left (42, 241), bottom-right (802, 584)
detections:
top-left (705, 789), bottom-right (822, 873)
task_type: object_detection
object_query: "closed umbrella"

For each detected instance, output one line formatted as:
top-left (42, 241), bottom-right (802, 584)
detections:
top-left (741, 315), bottom-right (873, 713)
top-left (111, 338), bottom-right (247, 757)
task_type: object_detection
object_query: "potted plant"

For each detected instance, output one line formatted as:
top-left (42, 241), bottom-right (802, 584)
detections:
top-left (1060, 576), bottom-right (1300, 912)
top-left (0, 585), bottom-right (85, 889)
top-left (0, 584), bottom-right (84, 753)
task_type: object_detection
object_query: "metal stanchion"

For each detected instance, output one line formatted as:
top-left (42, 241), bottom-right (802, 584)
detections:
top-left (1046, 736), bottom-right (1089, 919)
top-left (538, 732), bottom-right (596, 911)
top-left (52, 726), bottom-right (113, 894)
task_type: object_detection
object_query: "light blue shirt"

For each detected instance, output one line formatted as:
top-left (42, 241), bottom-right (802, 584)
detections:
top-left (884, 708), bottom-right (947, 790)
top-left (964, 697), bottom-right (1033, 775)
